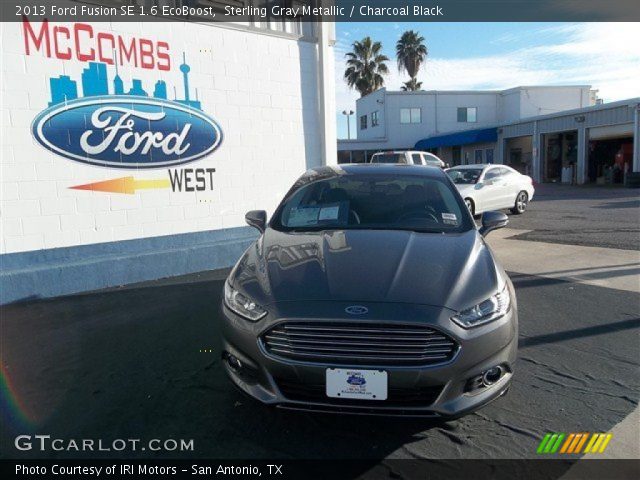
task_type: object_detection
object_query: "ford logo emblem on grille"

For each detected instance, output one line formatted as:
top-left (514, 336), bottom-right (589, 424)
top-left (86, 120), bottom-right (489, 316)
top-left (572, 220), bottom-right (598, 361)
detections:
top-left (345, 305), bottom-right (368, 315)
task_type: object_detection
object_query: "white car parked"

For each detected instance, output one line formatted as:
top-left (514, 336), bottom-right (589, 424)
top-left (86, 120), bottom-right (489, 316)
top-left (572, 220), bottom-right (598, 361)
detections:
top-left (446, 164), bottom-right (535, 215)
top-left (369, 150), bottom-right (446, 168)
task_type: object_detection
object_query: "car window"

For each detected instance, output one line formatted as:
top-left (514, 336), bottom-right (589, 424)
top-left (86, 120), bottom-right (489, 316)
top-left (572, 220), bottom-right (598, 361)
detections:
top-left (446, 168), bottom-right (482, 184)
top-left (273, 174), bottom-right (473, 234)
top-left (484, 168), bottom-right (502, 180)
top-left (422, 154), bottom-right (438, 165)
top-left (411, 154), bottom-right (423, 165)
top-left (371, 153), bottom-right (406, 164)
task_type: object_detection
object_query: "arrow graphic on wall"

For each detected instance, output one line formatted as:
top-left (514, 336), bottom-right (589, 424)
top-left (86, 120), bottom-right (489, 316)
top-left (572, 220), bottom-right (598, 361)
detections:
top-left (70, 177), bottom-right (171, 195)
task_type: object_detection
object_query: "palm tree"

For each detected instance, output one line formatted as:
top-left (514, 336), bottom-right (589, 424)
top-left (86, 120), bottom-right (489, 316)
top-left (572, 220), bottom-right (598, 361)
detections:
top-left (401, 78), bottom-right (422, 91)
top-left (396, 30), bottom-right (428, 91)
top-left (344, 37), bottom-right (390, 97)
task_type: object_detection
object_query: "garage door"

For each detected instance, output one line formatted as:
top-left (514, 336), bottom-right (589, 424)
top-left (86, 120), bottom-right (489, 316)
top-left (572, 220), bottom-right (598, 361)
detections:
top-left (588, 124), bottom-right (633, 140)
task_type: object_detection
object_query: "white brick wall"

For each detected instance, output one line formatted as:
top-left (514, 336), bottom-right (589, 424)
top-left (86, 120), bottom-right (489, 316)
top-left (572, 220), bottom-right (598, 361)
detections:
top-left (1, 21), bottom-right (328, 254)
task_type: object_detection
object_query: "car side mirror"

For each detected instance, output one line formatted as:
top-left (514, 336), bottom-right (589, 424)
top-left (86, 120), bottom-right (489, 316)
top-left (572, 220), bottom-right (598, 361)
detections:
top-left (479, 211), bottom-right (508, 237)
top-left (245, 210), bottom-right (267, 233)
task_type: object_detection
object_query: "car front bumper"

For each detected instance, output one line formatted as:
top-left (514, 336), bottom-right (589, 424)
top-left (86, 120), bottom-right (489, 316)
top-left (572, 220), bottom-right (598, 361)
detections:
top-left (220, 298), bottom-right (517, 418)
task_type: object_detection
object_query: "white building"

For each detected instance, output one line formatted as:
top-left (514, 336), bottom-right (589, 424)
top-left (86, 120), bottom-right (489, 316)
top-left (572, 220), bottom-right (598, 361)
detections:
top-left (338, 87), bottom-right (639, 185)
top-left (0, 15), bottom-right (336, 303)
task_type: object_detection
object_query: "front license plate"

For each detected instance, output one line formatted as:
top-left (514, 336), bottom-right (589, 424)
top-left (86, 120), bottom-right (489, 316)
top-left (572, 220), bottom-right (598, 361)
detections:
top-left (326, 368), bottom-right (388, 400)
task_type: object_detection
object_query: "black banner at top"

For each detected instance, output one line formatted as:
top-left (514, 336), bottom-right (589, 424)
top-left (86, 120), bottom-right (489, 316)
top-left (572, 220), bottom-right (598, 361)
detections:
top-left (2, 0), bottom-right (640, 23)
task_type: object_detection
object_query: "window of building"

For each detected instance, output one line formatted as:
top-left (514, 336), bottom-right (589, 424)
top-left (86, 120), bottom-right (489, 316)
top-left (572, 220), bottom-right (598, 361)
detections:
top-left (452, 147), bottom-right (462, 166)
top-left (360, 115), bottom-right (367, 130)
top-left (400, 108), bottom-right (421, 124)
top-left (457, 107), bottom-right (477, 123)
top-left (371, 111), bottom-right (379, 126)
top-left (337, 151), bottom-right (352, 164)
top-left (351, 150), bottom-right (366, 163)
top-left (485, 148), bottom-right (494, 164)
top-left (474, 149), bottom-right (483, 164)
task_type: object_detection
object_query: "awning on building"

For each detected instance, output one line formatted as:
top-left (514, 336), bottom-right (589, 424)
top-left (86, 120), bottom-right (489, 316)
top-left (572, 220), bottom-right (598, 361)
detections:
top-left (415, 127), bottom-right (498, 150)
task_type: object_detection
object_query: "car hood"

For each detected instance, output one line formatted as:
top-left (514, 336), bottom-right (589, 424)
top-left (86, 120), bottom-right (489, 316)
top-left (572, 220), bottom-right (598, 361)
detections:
top-left (454, 183), bottom-right (477, 196)
top-left (230, 228), bottom-right (504, 312)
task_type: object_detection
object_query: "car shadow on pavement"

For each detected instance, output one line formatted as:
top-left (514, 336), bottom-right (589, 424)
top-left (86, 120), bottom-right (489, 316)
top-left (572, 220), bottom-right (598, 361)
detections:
top-left (519, 317), bottom-right (640, 348)
top-left (593, 200), bottom-right (640, 210)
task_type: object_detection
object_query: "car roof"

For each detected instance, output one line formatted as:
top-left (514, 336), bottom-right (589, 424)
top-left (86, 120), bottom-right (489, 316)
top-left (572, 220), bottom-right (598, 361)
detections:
top-left (302, 163), bottom-right (448, 182)
top-left (448, 164), bottom-right (493, 170)
top-left (371, 150), bottom-right (431, 155)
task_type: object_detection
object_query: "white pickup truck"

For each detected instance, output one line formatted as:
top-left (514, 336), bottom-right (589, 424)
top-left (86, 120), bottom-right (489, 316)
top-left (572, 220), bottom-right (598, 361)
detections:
top-left (369, 150), bottom-right (447, 168)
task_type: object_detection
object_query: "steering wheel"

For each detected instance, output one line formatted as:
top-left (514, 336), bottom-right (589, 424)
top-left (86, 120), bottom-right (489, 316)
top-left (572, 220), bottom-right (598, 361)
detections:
top-left (397, 209), bottom-right (439, 223)
top-left (349, 209), bottom-right (361, 224)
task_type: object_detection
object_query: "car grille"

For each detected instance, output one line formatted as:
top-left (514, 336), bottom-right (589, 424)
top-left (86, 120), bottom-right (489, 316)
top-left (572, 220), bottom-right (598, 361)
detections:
top-left (261, 321), bottom-right (458, 366)
top-left (275, 378), bottom-right (443, 408)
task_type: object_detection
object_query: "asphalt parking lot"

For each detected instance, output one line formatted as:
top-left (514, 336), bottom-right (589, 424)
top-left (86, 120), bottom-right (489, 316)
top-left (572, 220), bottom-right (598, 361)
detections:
top-left (506, 184), bottom-right (640, 251)
top-left (1, 185), bottom-right (639, 464)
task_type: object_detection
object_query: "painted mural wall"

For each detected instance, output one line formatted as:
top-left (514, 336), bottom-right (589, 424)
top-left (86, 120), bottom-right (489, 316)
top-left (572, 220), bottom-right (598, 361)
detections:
top-left (1, 19), bottom-right (324, 254)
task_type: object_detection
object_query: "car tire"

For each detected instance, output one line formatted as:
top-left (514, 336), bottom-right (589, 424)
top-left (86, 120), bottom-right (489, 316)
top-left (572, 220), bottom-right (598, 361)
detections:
top-left (511, 191), bottom-right (528, 215)
top-left (464, 198), bottom-right (475, 216)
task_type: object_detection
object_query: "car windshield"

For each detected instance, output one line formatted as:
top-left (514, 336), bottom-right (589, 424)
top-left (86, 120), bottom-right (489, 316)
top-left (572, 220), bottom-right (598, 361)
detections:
top-left (447, 168), bottom-right (483, 184)
top-left (370, 153), bottom-right (405, 164)
top-left (271, 173), bottom-right (473, 234)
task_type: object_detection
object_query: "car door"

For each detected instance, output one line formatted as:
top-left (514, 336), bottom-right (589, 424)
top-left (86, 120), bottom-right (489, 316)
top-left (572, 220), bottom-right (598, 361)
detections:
top-left (478, 167), bottom-right (504, 210)
top-left (487, 167), bottom-right (511, 208)
top-left (499, 167), bottom-right (521, 208)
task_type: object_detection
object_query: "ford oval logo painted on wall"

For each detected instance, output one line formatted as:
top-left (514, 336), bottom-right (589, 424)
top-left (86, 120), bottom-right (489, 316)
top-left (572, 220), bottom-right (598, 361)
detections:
top-left (32, 96), bottom-right (223, 169)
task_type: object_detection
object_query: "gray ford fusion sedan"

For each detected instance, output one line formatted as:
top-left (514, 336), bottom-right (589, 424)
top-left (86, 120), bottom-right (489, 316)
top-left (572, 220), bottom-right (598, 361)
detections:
top-left (221, 164), bottom-right (517, 418)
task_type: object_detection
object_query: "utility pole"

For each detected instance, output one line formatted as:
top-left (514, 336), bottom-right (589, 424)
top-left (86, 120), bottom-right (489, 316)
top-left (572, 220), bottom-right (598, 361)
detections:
top-left (342, 110), bottom-right (354, 139)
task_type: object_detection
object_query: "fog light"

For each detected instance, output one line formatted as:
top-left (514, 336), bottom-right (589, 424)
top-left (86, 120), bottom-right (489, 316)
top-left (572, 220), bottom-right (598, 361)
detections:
top-left (223, 352), bottom-right (243, 371)
top-left (482, 366), bottom-right (504, 386)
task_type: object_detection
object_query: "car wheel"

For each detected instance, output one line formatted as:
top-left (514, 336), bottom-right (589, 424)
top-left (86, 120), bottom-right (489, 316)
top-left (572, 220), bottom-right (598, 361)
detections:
top-left (511, 191), bottom-right (528, 215)
top-left (464, 198), bottom-right (475, 216)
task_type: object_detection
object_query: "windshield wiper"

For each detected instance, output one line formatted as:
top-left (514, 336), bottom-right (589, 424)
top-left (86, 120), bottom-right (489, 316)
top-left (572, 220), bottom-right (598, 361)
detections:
top-left (284, 226), bottom-right (454, 234)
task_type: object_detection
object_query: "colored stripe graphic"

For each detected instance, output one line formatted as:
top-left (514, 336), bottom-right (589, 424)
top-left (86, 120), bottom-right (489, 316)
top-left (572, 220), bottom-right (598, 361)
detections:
top-left (537, 433), bottom-right (552, 454)
top-left (545, 433), bottom-right (558, 453)
top-left (584, 433), bottom-right (599, 453)
top-left (538, 433), bottom-right (613, 454)
top-left (590, 434), bottom-right (606, 453)
top-left (574, 433), bottom-right (589, 453)
top-left (550, 433), bottom-right (565, 453)
top-left (70, 177), bottom-right (171, 194)
top-left (560, 433), bottom-right (575, 453)
top-left (568, 433), bottom-right (582, 453)
top-left (598, 434), bottom-right (613, 453)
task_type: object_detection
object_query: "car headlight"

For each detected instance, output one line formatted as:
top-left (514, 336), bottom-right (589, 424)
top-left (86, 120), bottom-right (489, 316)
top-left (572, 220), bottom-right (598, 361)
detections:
top-left (451, 285), bottom-right (511, 328)
top-left (224, 281), bottom-right (267, 321)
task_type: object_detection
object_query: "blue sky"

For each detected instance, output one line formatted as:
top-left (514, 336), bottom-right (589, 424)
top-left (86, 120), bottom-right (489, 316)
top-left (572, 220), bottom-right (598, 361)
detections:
top-left (335, 22), bottom-right (640, 139)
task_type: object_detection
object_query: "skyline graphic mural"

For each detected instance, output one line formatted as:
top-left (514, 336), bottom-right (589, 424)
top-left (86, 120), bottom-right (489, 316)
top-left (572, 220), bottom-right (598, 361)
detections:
top-left (48, 52), bottom-right (201, 110)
